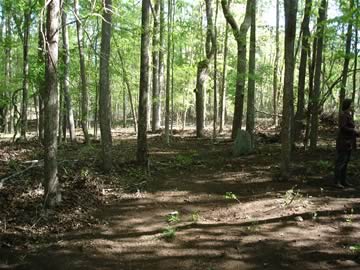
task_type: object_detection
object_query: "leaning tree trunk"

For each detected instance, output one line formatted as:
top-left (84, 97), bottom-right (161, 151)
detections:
top-left (99, 0), bottom-right (113, 172)
top-left (37, 21), bottom-right (45, 143)
top-left (44, 0), bottom-right (60, 208)
top-left (20, 1), bottom-right (32, 139)
top-left (273, 0), bottom-right (280, 127)
top-left (281, 0), bottom-right (298, 180)
top-left (61, 4), bottom-right (76, 143)
top-left (339, 0), bottom-right (354, 114)
top-left (195, 0), bottom-right (215, 138)
top-left (74, 0), bottom-right (90, 144)
top-left (246, 0), bottom-right (256, 149)
top-left (309, 0), bottom-right (327, 150)
top-left (221, 0), bottom-right (252, 140)
top-left (137, 0), bottom-right (151, 164)
top-left (4, 13), bottom-right (11, 134)
top-left (294, 0), bottom-right (312, 141)
top-left (152, 0), bottom-right (161, 132)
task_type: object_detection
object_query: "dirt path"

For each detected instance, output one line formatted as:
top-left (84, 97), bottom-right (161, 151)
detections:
top-left (1, 136), bottom-right (360, 270)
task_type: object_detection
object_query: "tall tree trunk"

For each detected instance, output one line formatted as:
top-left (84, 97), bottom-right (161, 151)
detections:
top-left (170, 1), bottom-right (176, 133)
top-left (94, 17), bottom-right (100, 139)
top-left (221, 0), bottom-right (252, 140)
top-left (61, 4), bottom-right (76, 142)
top-left (123, 83), bottom-right (127, 128)
top-left (152, 0), bottom-right (161, 131)
top-left (339, 0), bottom-right (354, 113)
top-left (195, 0), bottom-right (215, 138)
top-left (99, 0), bottom-right (113, 172)
top-left (294, 0), bottom-right (312, 141)
top-left (352, 0), bottom-right (358, 104)
top-left (20, 0), bottom-right (32, 139)
top-left (246, 0), bottom-right (256, 149)
top-left (38, 21), bottom-right (45, 143)
top-left (304, 35), bottom-right (317, 148)
top-left (158, 0), bottom-right (165, 128)
top-left (273, 0), bottom-right (280, 126)
top-left (309, 0), bottom-right (327, 149)
top-left (213, 0), bottom-right (219, 139)
top-left (44, 0), bottom-right (60, 208)
top-left (118, 50), bottom-right (137, 132)
top-left (137, 0), bottom-right (150, 164)
top-left (219, 16), bottom-right (229, 133)
top-left (165, 0), bottom-right (173, 143)
top-left (74, 0), bottom-right (90, 144)
top-left (4, 13), bottom-right (11, 134)
top-left (281, 0), bottom-right (298, 180)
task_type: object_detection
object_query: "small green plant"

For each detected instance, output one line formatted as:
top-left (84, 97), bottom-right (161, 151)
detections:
top-left (345, 208), bottom-right (354, 223)
top-left (246, 220), bottom-right (259, 233)
top-left (349, 244), bottom-right (360, 252)
top-left (162, 227), bottom-right (176, 241)
top-left (191, 211), bottom-right (200, 223)
top-left (174, 154), bottom-right (193, 167)
top-left (166, 211), bottom-right (180, 224)
top-left (283, 187), bottom-right (302, 207)
top-left (316, 160), bottom-right (331, 170)
top-left (225, 192), bottom-right (240, 203)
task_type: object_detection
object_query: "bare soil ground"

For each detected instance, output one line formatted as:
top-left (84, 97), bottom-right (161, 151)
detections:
top-left (1, 127), bottom-right (360, 270)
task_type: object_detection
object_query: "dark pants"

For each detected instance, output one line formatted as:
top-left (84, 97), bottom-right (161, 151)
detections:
top-left (334, 150), bottom-right (351, 184)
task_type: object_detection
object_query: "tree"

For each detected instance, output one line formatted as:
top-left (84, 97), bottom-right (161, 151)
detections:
top-left (137, 0), bottom-right (151, 164)
top-left (273, 0), bottom-right (280, 127)
top-left (339, 0), bottom-right (354, 113)
top-left (74, 0), bottom-right (90, 144)
top-left (61, 1), bottom-right (76, 143)
top-left (309, 0), bottom-right (327, 149)
top-left (165, 0), bottom-right (173, 144)
top-left (281, 0), bottom-right (298, 180)
top-left (99, 0), bottom-right (113, 172)
top-left (221, 0), bottom-right (252, 140)
top-left (44, 0), bottom-right (61, 208)
top-left (246, 0), bottom-right (256, 148)
top-left (152, 0), bottom-right (161, 132)
top-left (195, 0), bottom-right (215, 138)
top-left (294, 0), bottom-right (312, 141)
top-left (219, 1), bottom-right (230, 133)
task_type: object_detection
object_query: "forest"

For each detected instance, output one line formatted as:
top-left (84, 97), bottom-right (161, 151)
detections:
top-left (1, 0), bottom-right (360, 269)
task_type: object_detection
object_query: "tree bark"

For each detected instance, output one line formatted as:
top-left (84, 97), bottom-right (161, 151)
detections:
top-left (219, 15), bottom-right (229, 133)
top-left (152, 0), bottom-right (161, 131)
top-left (165, 0), bottom-right (173, 143)
top-left (352, 0), bottom-right (358, 105)
top-left (99, 0), bottom-right (113, 172)
top-left (339, 0), bottom-right (354, 114)
top-left (44, 0), bottom-right (60, 208)
top-left (273, 0), bottom-right (280, 127)
top-left (20, 0), bottom-right (32, 139)
top-left (309, 0), bottom-right (327, 150)
top-left (221, 0), bottom-right (252, 140)
top-left (195, 0), bottom-right (215, 138)
top-left (246, 0), bottom-right (256, 149)
top-left (212, 0), bottom-right (219, 139)
top-left (294, 0), bottom-right (312, 141)
top-left (137, 0), bottom-right (151, 164)
top-left (74, 0), bottom-right (90, 144)
top-left (61, 4), bottom-right (76, 143)
top-left (158, 0), bottom-right (165, 128)
top-left (281, 0), bottom-right (298, 180)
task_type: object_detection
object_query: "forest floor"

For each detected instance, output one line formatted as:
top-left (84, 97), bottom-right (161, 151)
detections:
top-left (1, 126), bottom-right (360, 270)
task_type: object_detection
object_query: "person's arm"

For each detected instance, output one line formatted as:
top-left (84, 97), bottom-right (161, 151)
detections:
top-left (339, 114), bottom-right (356, 134)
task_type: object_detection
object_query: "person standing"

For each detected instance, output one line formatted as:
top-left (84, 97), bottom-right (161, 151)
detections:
top-left (334, 98), bottom-right (359, 188)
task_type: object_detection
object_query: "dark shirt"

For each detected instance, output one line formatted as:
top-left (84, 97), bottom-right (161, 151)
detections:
top-left (336, 111), bottom-right (357, 151)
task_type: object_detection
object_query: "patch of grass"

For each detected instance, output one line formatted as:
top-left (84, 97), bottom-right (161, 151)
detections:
top-left (225, 192), bottom-right (241, 203)
top-left (162, 227), bottom-right (176, 241)
top-left (174, 154), bottom-right (194, 167)
top-left (166, 211), bottom-right (180, 224)
top-left (349, 244), bottom-right (360, 252)
top-left (191, 211), bottom-right (200, 223)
